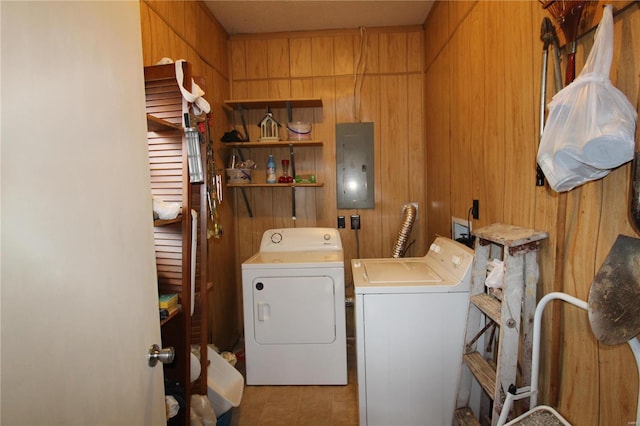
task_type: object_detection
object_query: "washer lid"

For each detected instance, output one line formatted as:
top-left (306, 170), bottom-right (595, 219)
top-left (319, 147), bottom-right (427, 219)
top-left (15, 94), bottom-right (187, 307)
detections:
top-left (352, 256), bottom-right (470, 293)
top-left (363, 259), bottom-right (442, 283)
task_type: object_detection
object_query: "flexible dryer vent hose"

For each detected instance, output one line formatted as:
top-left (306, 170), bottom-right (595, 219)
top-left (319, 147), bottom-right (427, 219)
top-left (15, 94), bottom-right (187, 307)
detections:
top-left (391, 203), bottom-right (417, 258)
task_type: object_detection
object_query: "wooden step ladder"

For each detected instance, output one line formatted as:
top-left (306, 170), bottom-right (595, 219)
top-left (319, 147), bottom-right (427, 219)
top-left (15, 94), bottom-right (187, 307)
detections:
top-left (454, 223), bottom-right (548, 426)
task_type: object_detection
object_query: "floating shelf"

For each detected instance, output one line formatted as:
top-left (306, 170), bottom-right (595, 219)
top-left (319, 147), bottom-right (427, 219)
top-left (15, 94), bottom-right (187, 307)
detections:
top-left (223, 98), bottom-right (322, 110)
top-left (227, 183), bottom-right (324, 188)
top-left (224, 140), bottom-right (322, 148)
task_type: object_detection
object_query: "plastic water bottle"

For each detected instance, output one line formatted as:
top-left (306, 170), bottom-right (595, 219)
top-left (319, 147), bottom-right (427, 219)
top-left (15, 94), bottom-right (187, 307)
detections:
top-left (266, 154), bottom-right (276, 184)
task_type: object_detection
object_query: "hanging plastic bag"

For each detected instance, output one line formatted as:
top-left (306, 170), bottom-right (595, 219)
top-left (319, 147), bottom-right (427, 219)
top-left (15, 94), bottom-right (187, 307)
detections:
top-left (537, 5), bottom-right (637, 192)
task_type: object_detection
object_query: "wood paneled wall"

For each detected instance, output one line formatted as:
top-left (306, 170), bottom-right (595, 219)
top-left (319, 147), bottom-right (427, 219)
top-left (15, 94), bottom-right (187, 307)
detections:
top-left (425, 2), bottom-right (640, 424)
top-left (141, 2), bottom-right (640, 422)
top-left (140, 0), bottom-right (239, 350)
top-left (228, 28), bottom-right (428, 311)
top-left (141, 1), bottom-right (429, 345)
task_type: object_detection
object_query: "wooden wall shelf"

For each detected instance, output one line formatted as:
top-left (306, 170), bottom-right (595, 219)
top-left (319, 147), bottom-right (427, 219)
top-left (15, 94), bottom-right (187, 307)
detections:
top-left (146, 113), bottom-right (182, 132)
top-left (160, 305), bottom-right (182, 326)
top-left (228, 183), bottom-right (324, 188)
top-left (224, 140), bottom-right (322, 148)
top-left (153, 215), bottom-right (183, 227)
top-left (223, 97), bottom-right (322, 110)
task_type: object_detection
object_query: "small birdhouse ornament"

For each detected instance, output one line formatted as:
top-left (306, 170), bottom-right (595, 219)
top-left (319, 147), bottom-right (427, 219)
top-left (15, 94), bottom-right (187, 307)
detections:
top-left (258, 109), bottom-right (281, 142)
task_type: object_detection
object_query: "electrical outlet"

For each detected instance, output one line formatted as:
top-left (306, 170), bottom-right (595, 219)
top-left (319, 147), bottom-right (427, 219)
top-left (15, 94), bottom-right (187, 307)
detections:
top-left (351, 214), bottom-right (361, 230)
top-left (337, 216), bottom-right (346, 229)
top-left (472, 199), bottom-right (479, 220)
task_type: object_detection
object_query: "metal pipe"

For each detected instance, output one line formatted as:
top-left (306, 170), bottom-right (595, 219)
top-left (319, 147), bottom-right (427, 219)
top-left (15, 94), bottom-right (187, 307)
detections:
top-left (530, 292), bottom-right (588, 408)
top-left (629, 337), bottom-right (640, 424)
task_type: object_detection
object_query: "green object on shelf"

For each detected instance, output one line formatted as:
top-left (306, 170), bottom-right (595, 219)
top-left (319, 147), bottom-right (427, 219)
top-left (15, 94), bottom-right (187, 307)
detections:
top-left (294, 174), bottom-right (316, 184)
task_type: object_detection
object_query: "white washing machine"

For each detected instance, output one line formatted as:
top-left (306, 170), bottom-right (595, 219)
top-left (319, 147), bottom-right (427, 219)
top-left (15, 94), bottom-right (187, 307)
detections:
top-left (352, 236), bottom-right (474, 426)
top-left (242, 227), bottom-right (347, 385)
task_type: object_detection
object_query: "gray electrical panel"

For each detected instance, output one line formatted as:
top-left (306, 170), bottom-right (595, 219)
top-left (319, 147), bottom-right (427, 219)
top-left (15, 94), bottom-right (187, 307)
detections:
top-left (336, 122), bottom-right (374, 209)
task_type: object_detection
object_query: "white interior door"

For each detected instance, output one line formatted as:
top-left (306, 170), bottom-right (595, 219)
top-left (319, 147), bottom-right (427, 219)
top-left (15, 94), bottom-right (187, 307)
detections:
top-left (1, 2), bottom-right (166, 424)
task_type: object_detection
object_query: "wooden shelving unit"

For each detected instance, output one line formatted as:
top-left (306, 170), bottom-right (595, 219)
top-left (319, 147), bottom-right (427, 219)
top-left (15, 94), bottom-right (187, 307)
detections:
top-left (144, 62), bottom-right (209, 426)
top-left (222, 99), bottom-right (324, 218)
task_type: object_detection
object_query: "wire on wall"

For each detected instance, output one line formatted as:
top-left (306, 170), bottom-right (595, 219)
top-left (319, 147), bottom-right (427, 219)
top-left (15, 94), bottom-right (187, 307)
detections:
top-left (353, 26), bottom-right (368, 123)
top-left (454, 207), bottom-right (475, 249)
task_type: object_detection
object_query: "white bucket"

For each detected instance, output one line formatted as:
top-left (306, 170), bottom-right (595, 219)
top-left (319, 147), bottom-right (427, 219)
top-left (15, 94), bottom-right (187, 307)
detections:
top-left (206, 346), bottom-right (244, 416)
top-left (287, 121), bottom-right (312, 140)
top-left (226, 168), bottom-right (251, 185)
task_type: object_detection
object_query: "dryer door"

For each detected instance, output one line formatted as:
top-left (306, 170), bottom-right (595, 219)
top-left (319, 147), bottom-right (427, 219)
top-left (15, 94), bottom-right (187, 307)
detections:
top-left (252, 275), bottom-right (336, 344)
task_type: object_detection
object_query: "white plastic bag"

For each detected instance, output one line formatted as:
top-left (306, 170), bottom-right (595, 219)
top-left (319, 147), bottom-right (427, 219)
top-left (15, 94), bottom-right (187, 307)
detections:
top-left (152, 196), bottom-right (182, 220)
top-left (537, 5), bottom-right (637, 192)
top-left (485, 259), bottom-right (504, 289)
top-left (190, 394), bottom-right (217, 426)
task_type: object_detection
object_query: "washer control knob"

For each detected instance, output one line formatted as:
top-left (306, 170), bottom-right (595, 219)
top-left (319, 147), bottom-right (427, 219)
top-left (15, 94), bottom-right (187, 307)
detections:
top-left (451, 255), bottom-right (463, 266)
top-left (256, 282), bottom-right (264, 291)
top-left (323, 233), bottom-right (331, 241)
top-left (430, 243), bottom-right (441, 253)
top-left (270, 232), bottom-right (282, 244)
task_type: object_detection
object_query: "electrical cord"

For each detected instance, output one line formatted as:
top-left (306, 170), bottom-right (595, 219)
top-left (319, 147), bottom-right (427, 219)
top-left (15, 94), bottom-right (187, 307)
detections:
top-left (455, 207), bottom-right (475, 248)
top-left (401, 240), bottom-right (416, 257)
top-left (353, 26), bottom-right (368, 122)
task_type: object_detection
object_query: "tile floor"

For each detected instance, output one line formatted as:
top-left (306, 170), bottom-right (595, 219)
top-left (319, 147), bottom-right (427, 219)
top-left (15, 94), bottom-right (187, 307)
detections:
top-left (230, 339), bottom-right (359, 426)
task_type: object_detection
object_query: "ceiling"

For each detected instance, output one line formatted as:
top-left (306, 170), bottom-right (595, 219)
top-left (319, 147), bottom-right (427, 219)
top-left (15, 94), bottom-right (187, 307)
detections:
top-left (204, 1), bottom-right (435, 35)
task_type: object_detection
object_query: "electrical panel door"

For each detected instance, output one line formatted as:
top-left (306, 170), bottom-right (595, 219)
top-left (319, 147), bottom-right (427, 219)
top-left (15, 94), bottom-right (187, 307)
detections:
top-left (336, 122), bottom-right (374, 209)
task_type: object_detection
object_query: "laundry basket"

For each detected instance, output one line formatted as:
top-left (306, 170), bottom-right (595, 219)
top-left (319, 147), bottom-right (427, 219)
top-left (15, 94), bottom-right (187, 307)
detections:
top-left (206, 346), bottom-right (244, 418)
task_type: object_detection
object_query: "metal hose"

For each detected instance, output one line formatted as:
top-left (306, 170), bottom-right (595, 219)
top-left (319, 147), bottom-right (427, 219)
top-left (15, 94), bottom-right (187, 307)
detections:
top-left (391, 203), bottom-right (417, 258)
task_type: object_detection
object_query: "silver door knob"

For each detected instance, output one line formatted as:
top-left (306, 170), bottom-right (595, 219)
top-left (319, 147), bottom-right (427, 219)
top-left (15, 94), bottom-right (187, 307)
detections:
top-left (147, 344), bottom-right (175, 367)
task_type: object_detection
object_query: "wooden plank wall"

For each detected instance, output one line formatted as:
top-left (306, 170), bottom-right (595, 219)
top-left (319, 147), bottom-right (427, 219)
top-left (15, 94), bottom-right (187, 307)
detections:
top-left (425, 2), bottom-right (640, 425)
top-left (139, 0), bottom-right (239, 351)
top-left (227, 27), bottom-right (428, 324)
top-left (140, 2), bottom-right (640, 423)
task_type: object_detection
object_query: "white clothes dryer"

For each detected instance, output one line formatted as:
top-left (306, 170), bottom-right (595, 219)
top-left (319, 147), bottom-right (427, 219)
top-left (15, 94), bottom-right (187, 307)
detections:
top-left (242, 227), bottom-right (347, 385)
top-left (352, 236), bottom-right (475, 426)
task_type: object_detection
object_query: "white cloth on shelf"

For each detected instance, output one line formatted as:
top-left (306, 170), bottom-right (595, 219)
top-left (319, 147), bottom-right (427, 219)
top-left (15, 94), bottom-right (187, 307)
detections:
top-left (174, 59), bottom-right (211, 116)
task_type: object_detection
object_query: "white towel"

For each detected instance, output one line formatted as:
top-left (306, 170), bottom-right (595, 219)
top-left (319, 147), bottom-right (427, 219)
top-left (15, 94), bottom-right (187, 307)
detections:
top-left (175, 59), bottom-right (211, 116)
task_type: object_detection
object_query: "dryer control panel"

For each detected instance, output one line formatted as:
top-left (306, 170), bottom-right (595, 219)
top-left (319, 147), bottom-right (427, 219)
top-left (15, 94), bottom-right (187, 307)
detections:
top-left (259, 227), bottom-right (342, 252)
